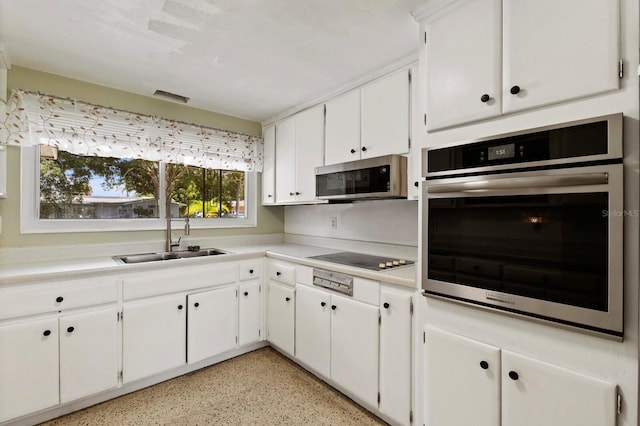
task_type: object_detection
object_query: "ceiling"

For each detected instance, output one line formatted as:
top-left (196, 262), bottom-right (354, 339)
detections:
top-left (0, 0), bottom-right (426, 122)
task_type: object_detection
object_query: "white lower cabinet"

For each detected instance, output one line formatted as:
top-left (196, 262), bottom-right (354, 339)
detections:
top-left (295, 285), bottom-right (331, 378)
top-left (238, 280), bottom-right (261, 346)
top-left (425, 328), bottom-right (617, 426)
top-left (123, 294), bottom-right (187, 383)
top-left (187, 286), bottom-right (237, 364)
top-left (379, 288), bottom-right (413, 425)
top-left (266, 280), bottom-right (295, 356)
top-left (0, 317), bottom-right (60, 423)
top-left (0, 307), bottom-right (119, 423)
top-left (330, 294), bottom-right (379, 408)
top-left (59, 307), bottom-right (119, 403)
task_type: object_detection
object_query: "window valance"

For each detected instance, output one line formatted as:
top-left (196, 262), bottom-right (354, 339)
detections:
top-left (0, 89), bottom-right (263, 172)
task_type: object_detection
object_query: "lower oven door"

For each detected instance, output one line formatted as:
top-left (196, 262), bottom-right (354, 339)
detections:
top-left (422, 163), bottom-right (623, 338)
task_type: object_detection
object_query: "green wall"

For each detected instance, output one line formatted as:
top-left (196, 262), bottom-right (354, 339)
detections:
top-left (0, 66), bottom-right (284, 249)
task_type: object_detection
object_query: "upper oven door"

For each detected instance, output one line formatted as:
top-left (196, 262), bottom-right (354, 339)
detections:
top-left (422, 163), bottom-right (623, 337)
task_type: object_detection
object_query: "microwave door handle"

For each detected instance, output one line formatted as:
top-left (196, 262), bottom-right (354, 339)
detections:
top-left (426, 172), bottom-right (609, 194)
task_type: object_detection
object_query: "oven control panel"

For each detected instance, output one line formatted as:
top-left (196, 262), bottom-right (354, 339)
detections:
top-left (312, 268), bottom-right (353, 296)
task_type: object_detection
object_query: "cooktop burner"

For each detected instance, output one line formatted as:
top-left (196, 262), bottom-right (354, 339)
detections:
top-left (308, 251), bottom-right (414, 271)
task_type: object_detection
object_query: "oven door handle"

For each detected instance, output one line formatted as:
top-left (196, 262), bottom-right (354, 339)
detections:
top-left (427, 172), bottom-right (609, 193)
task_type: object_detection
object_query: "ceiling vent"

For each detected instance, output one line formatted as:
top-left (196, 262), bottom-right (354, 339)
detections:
top-left (153, 89), bottom-right (190, 104)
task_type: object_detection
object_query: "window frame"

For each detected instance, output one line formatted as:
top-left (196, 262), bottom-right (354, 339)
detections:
top-left (20, 146), bottom-right (257, 234)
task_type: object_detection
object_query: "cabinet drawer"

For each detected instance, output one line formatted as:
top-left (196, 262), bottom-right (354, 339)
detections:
top-left (0, 279), bottom-right (119, 320)
top-left (239, 260), bottom-right (262, 281)
top-left (268, 261), bottom-right (296, 286)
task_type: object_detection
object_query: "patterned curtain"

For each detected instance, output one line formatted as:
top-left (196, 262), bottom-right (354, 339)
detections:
top-left (0, 89), bottom-right (263, 172)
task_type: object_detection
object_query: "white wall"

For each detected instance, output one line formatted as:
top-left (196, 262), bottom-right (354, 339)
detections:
top-left (284, 199), bottom-right (419, 247)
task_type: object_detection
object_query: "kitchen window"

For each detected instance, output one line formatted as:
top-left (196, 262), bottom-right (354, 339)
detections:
top-left (7, 89), bottom-right (261, 233)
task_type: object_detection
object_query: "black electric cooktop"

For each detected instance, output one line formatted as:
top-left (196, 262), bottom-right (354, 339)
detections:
top-left (308, 251), bottom-right (414, 271)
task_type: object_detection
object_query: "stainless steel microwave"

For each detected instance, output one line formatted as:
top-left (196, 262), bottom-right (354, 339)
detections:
top-left (315, 155), bottom-right (407, 201)
top-left (422, 113), bottom-right (624, 339)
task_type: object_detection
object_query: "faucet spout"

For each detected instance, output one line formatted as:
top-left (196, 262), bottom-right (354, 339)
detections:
top-left (166, 197), bottom-right (191, 252)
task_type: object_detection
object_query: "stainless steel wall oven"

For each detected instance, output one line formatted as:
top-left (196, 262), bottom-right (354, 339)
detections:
top-left (422, 114), bottom-right (624, 338)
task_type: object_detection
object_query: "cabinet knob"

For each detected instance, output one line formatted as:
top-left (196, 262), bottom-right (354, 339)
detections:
top-left (43, 330), bottom-right (51, 337)
top-left (244, 291), bottom-right (249, 296)
top-left (285, 297), bottom-right (291, 302)
top-left (321, 301), bottom-right (326, 307)
top-left (276, 271), bottom-right (281, 276)
top-left (510, 85), bottom-right (521, 95)
top-left (480, 361), bottom-right (489, 370)
top-left (56, 296), bottom-right (64, 303)
top-left (178, 305), bottom-right (183, 310)
top-left (67, 326), bottom-right (75, 333)
top-left (414, 181), bottom-right (419, 188)
top-left (194, 302), bottom-right (199, 307)
top-left (383, 302), bottom-right (390, 309)
top-left (289, 192), bottom-right (295, 196)
top-left (350, 148), bottom-right (356, 154)
top-left (480, 94), bottom-right (491, 103)
top-left (295, 191), bottom-right (300, 195)
top-left (508, 371), bottom-right (519, 381)
top-left (249, 269), bottom-right (254, 274)
top-left (361, 146), bottom-right (367, 152)
top-left (267, 194), bottom-right (273, 198)
top-left (331, 305), bottom-right (337, 310)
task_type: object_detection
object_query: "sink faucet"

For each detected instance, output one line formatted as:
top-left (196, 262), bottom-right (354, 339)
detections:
top-left (166, 197), bottom-right (191, 252)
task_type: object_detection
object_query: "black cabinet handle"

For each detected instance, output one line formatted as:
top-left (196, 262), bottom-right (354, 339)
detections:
top-left (56, 296), bottom-right (64, 303)
top-left (178, 305), bottom-right (183, 310)
top-left (67, 326), bottom-right (75, 333)
top-left (295, 191), bottom-right (300, 195)
top-left (289, 192), bottom-right (295, 196)
top-left (285, 297), bottom-right (291, 302)
top-left (350, 148), bottom-right (356, 154)
top-left (480, 361), bottom-right (489, 370)
top-left (276, 271), bottom-right (281, 276)
top-left (510, 85), bottom-right (521, 95)
top-left (509, 371), bottom-right (519, 381)
top-left (321, 301), bottom-right (326, 307)
top-left (361, 146), bottom-right (367, 152)
top-left (383, 302), bottom-right (390, 309)
top-left (331, 305), bottom-right (337, 310)
top-left (249, 269), bottom-right (254, 274)
top-left (414, 181), bottom-right (419, 187)
top-left (43, 330), bottom-right (51, 337)
top-left (244, 291), bottom-right (249, 296)
top-left (194, 302), bottom-right (199, 307)
top-left (480, 94), bottom-right (491, 103)
top-left (267, 194), bottom-right (273, 198)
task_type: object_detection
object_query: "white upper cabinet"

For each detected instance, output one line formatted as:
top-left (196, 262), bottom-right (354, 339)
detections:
top-left (274, 105), bottom-right (325, 204)
top-left (261, 125), bottom-right (276, 204)
top-left (502, 0), bottom-right (620, 114)
top-left (424, 0), bottom-right (502, 130)
top-left (421, 0), bottom-right (620, 130)
top-left (325, 69), bottom-right (411, 165)
top-left (325, 89), bottom-right (361, 165)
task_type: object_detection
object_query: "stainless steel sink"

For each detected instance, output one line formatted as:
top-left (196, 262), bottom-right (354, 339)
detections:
top-left (113, 248), bottom-right (230, 264)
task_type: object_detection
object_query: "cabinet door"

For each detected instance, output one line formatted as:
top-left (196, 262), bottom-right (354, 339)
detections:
top-left (503, 0), bottom-right (619, 113)
top-left (275, 116), bottom-right (296, 203)
top-left (122, 294), bottom-right (186, 383)
top-left (266, 281), bottom-right (295, 356)
top-left (0, 317), bottom-right (59, 423)
top-left (238, 281), bottom-right (261, 346)
top-left (502, 350), bottom-right (617, 426)
top-left (59, 307), bottom-right (119, 403)
top-left (424, 328), bottom-right (500, 426)
top-left (187, 286), bottom-right (237, 364)
top-left (262, 125), bottom-right (276, 204)
top-left (330, 295), bottom-right (379, 408)
top-left (424, 0), bottom-right (502, 130)
top-left (379, 289), bottom-right (412, 425)
top-left (295, 285), bottom-right (331, 378)
top-left (361, 69), bottom-right (410, 159)
top-left (294, 105), bottom-right (324, 202)
top-left (325, 90), bottom-right (361, 165)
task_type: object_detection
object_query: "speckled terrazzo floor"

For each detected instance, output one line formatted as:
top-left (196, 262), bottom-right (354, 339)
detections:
top-left (39, 347), bottom-right (387, 425)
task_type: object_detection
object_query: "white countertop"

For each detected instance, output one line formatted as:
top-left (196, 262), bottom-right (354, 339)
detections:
top-left (0, 242), bottom-right (417, 289)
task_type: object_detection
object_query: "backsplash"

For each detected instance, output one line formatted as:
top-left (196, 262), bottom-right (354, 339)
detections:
top-left (284, 199), bottom-right (419, 247)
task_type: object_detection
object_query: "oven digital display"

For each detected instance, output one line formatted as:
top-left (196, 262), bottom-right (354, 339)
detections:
top-left (488, 143), bottom-right (515, 161)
